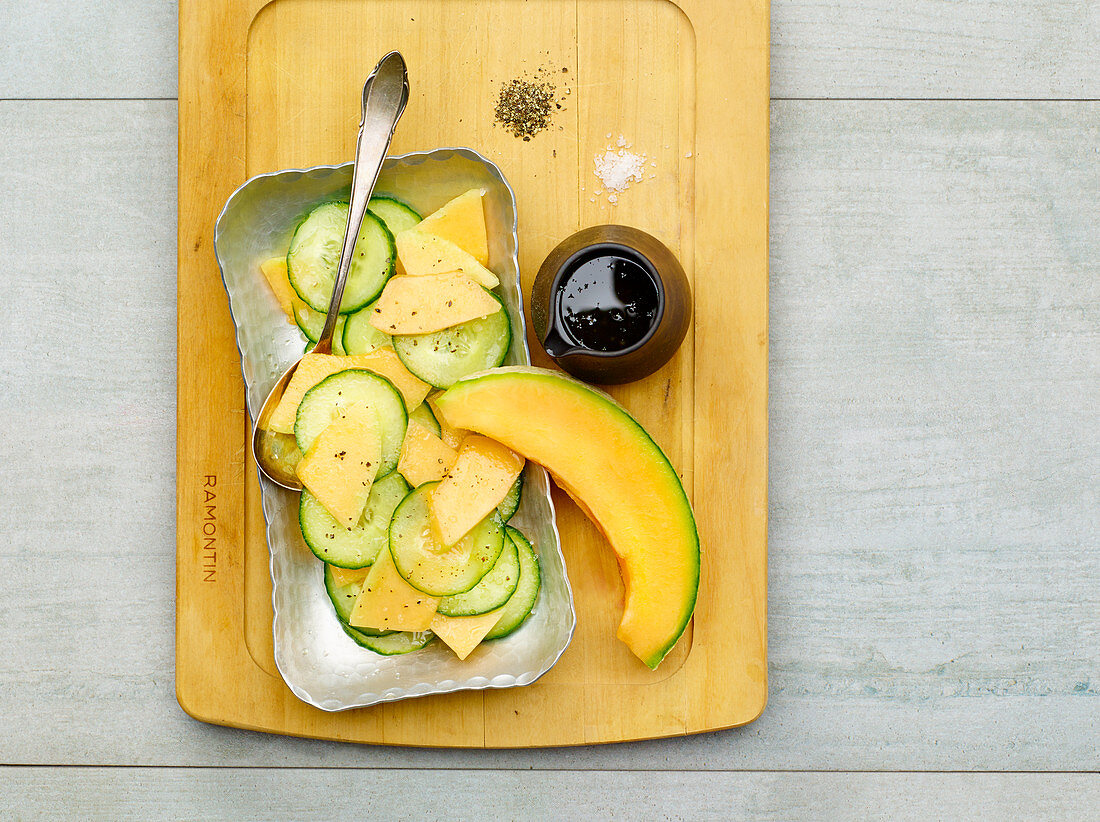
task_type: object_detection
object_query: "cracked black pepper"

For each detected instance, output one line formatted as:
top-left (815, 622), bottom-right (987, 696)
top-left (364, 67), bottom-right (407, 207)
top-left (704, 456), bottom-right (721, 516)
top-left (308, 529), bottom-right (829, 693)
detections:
top-left (493, 78), bottom-right (557, 141)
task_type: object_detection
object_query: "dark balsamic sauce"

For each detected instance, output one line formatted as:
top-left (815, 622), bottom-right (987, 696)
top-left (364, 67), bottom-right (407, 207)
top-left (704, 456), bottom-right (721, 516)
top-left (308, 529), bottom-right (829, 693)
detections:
top-left (554, 249), bottom-right (660, 352)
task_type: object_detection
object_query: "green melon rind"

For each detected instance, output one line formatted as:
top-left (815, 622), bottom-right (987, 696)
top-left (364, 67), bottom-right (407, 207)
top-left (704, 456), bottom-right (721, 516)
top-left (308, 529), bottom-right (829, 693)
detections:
top-left (436, 367), bottom-right (699, 670)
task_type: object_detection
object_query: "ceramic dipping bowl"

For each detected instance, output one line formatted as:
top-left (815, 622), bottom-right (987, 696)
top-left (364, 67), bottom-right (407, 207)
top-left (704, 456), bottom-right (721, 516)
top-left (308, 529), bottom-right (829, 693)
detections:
top-left (531, 225), bottom-right (692, 385)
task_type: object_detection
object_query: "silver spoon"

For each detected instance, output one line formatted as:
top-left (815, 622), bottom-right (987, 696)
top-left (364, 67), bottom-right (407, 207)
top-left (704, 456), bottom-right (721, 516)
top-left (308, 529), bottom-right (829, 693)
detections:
top-left (252, 51), bottom-right (410, 490)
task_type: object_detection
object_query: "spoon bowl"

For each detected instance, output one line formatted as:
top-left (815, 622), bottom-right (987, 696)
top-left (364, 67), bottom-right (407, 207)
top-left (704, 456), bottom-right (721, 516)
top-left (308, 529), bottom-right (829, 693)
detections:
top-left (252, 52), bottom-right (409, 490)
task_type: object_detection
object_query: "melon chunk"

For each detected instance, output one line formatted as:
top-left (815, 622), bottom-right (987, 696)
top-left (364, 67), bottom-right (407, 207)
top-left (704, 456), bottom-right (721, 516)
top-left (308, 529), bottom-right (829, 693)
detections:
top-left (349, 547), bottom-right (440, 632)
top-left (265, 351), bottom-right (428, 433)
top-left (428, 395), bottom-right (468, 448)
top-left (259, 256), bottom-right (298, 322)
top-left (429, 607), bottom-right (506, 660)
top-left (346, 347), bottom-right (431, 411)
top-left (416, 189), bottom-right (489, 266)
top-left (328, 564), bottom-right (370, 588)
top-left (395, 229), bottom-right (499, 289)
top-left (398, 419), bottom-right (459, 488)
top-left (295, 405), bottom-right (382, 528)
top-left (434, 367), bottom-right (699, 670)
top-left (266, 354), bottom-right (354, 434)
top-left (369, 274), bottom-right (502, 335)
top-left (430, 435), bottom-right (525, 546)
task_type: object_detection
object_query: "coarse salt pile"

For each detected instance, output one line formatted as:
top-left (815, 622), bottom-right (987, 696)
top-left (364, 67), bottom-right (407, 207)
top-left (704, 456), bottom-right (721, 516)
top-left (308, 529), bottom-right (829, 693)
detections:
top-left (593, 141), bottom-right (648, 204)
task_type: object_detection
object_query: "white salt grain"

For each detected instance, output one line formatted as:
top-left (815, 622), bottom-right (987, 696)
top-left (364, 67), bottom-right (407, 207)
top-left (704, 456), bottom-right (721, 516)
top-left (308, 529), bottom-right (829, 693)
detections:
top-left (593, 145), bottom-right (648, 205)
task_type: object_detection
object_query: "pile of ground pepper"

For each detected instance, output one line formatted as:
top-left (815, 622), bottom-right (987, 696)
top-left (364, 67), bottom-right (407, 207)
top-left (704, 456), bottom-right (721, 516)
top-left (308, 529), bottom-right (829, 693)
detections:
top-left (493, 67), bottom-right (568, 141)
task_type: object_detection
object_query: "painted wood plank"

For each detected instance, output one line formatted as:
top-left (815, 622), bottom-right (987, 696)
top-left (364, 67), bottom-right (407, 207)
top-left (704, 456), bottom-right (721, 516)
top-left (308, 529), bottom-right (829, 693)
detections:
top-left (0, 1), bottom-right (177, 98)
top-left (1, 768), bottom-right (1099, 820)
top-left (0, 2), bottom-right (1098, 100)
top-left (772, 2), bottom-right (1100, 99)
top-left (0, 100), bottom-right (1097, 767)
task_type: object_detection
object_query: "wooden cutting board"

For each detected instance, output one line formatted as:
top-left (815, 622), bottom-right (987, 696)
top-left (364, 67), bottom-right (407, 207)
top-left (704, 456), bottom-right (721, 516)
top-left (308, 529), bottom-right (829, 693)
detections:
top-left (178, 0), bottom-right (768, 746)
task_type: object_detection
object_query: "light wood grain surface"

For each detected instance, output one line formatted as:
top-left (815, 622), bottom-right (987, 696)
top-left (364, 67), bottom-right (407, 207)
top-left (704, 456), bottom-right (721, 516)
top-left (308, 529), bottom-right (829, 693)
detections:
top-left (0, 0), bottom-right (1097, 817)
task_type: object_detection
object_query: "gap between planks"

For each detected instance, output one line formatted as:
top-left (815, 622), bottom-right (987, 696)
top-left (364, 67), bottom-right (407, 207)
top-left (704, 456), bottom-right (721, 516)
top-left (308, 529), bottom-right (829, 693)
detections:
top-left (0, 765), bottom-right (1096, 774)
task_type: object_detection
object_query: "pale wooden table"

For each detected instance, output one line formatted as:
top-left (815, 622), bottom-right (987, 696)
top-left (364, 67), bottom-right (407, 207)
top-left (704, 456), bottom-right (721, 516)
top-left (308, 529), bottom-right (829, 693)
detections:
top-left (0, 2), bottom-right (1097, 819)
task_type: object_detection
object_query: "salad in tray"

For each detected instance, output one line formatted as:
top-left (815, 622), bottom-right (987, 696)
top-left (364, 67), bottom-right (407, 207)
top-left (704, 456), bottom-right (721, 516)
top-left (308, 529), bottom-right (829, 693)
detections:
top-left (255, 187), bottom-right (545, 661)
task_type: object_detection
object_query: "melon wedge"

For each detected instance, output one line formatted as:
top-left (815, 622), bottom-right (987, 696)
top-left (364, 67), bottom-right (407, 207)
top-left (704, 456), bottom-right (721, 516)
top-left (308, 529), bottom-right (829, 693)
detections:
top-left (295, 404), bottom-right (382, 528)
top-left (369, 273), bottom-right (502, 335)
top-left (397, 419), bottom-right (458, 488)
top-left (259, 256), bottom-right (298, 322)
top-left (430, 435), bottom-right (525, 546)
top-left (395, 229), bottom-right (499, 289)
top-left (433, 367), bottom-right (699, 669)
top-left (347, 347), bottom-right (432, 411)
top-left (416, 188), bottom-right (489, 266)
top-left (349, 548), bottom-right (440, 632)
top-left (429, 607), bottom-right (506, 660)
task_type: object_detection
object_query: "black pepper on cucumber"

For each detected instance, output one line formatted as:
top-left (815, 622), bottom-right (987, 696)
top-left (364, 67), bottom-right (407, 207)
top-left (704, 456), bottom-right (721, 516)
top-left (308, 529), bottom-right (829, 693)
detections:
top-left (287, 201), bottom-right (395, 314)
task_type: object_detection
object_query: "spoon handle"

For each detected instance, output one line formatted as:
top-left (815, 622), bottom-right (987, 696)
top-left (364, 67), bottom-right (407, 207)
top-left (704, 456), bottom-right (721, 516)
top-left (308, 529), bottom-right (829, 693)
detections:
top-left (315, 51), bottom-right (410, 353)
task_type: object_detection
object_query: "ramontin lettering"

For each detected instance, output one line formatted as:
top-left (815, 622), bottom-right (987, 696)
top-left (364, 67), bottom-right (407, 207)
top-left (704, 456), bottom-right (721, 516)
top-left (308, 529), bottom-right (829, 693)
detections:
top-left (202, 474), bottom-right (217, 582)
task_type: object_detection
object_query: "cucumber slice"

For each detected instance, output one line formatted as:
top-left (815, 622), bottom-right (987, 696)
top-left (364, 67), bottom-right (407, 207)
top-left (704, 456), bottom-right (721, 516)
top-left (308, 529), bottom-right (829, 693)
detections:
top-left (294, 369), bottom-right (407, 475)
top-left (436, 530), bottom-right (520, 617)
top-left (485, 527), bottom-right (541, 640)
top-left (408, 402), bottom-right (441, 437)
top-left (301, 471), bottom-right (410, 568)
top-left (496, 472), bottom-right (523, 522)
top-left (388, 482), bottom-right (505, 596)
top-left (287, 201), bottom-right (395, 314)
top-left (294, 301), bottom-right (347, 352)
top-left (369, 196), bottom-right (422, 236)
top-left (342, 300), bottom-right (392, 355)
top-left (322, 563), bottom-right (392, 637)
top-left (341, 623), bottom-right (434, 655)
top-left (393, 295), bottom-right (511, 389)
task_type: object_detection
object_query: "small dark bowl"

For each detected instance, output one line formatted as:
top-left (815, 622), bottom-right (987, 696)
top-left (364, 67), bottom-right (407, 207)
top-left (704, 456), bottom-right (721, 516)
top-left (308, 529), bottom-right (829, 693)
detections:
top-left (531, 225), bottom-right (692, 385)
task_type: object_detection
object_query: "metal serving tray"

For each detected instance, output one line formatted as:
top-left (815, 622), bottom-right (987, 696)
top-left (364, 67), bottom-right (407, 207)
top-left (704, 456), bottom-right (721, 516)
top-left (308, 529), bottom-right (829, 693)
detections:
top-left (214, 148), bottom-right (576, 711)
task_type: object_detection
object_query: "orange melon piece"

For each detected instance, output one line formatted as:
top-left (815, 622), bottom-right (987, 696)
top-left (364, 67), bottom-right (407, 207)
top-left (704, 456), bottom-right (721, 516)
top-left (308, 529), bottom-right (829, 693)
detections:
top-left (369, 274), bottom-right (502, 335)
top-left (395, 229), bottom-right (499, 289)
top-left (259, 256), bottom-right (299, 322)
top-left (429, 607), bottom-right (506, 660)
top-left (295, 405), bottom-right (382, 528)
top-left (428, 394), bottom-right (468, 448)
top-left (429, 435), bottom-right (525, 546)
top-left (265, 351), bottom-right (428, 434)
top-left (328, 564), bottom-right (370, 588)
top-left (266, 354), bottom-right (353, 434)
top-left (346, 347), bottom-right (431, 411)
top-left (416, 188), bottom-right (489, 266)
top-left (349, 547), bottom-right (440, 632)
top-left (434, 367), bottom-right (699, 670)
top-left (397, 419), bottom-right (458, 488)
